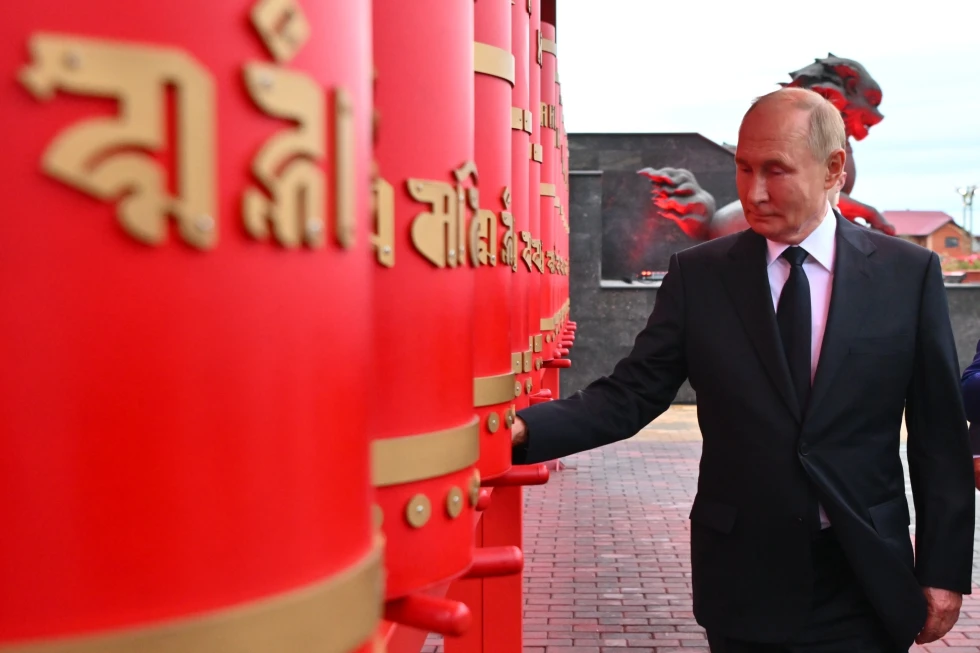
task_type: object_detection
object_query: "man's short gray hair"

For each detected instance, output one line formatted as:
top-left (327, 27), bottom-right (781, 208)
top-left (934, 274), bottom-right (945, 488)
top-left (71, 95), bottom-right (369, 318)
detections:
top-left (744, 87), bottom-right (847, 162)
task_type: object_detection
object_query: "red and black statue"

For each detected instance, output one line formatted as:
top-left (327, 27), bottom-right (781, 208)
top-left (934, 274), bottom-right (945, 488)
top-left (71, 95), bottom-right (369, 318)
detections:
top-left (639, 54), bottom-right (896, 240)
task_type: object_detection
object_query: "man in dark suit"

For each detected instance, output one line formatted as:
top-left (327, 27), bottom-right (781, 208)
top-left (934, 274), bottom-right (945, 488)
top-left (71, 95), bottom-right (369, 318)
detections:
top-left (960, 339), bottom-right (980, 489)
top-left (512, 88), bottom-right (975, 651)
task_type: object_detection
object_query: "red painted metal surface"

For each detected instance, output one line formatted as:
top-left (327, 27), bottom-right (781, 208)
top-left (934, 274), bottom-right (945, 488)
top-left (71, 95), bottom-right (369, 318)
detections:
top-left (510, 0), bottom-right (533, 426)
top-left (371, 0), bottom-right (478, 602)
top-left (384, 594), bottom-right (472, 637)
top-left (464, 546), bottom-right (524, 579)
top-left (482, 464), bottom-right (551, 487)
top-left (538, 20), bottom-right (558, 365)
top-left (473, 0), bottom-right (514, 481)
top-left (1, 1), bottom-right (375, 648)
top-left (527, 0), bottom-right (544, 388)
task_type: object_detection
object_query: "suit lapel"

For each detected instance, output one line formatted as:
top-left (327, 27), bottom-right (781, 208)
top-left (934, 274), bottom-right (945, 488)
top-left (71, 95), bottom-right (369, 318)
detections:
top-left (805, 213), bottom-right (876, 419)
top-left (722, 229), bottom-right (802, 421)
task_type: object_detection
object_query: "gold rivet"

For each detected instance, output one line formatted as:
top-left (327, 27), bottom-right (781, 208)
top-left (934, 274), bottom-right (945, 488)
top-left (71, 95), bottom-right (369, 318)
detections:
top-left (505, 408), bottom-right (515, 427)
top-left (514, 381), bottom-right (522, 397)
top-left (535, 359), bottom-right (542, 370)
top-left (372, 504), bottom-right (384, 529)
top-left (526, 379), bottom-right (533, 393)
top-left (488, 412), bottom-right (500, 433)
top-left (446, 487), bottom-right (464, 518)
top-left (405, 494), bottom-right (431, 528)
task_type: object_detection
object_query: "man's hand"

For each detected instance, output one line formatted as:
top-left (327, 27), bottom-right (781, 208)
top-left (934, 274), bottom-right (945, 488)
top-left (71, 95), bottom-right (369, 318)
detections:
top-left (915, 587), bottom-right (963, 644)
top-left (512, 417), bottom-right (527, 447)
top-left (973, 457), bottom-right (980, 491)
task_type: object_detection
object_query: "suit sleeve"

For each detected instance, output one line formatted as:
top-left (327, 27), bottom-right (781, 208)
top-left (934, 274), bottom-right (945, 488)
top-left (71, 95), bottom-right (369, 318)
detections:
top-left (513, 252), bottom-right (689, 465)
top-left (905, 252), bottom-right (975, 594)
top-left (960, 339), bottom-right (980, 455)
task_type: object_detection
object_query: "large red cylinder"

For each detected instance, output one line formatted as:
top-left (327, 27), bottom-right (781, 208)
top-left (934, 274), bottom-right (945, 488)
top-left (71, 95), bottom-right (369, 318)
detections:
top-left (510, 0), bottom-right (533, 414)
top-left (473, 0), bottom-right (515, 481)
top-left (371, 0), bottom-right (479, 600)
top-left (556, 72), bottom-right (570, 332)
top-left (1, 2), bottom-right (380, 650)
top-left (527, 0), bottom-right (545, 386)
top-left (538, 20), bottom-right (559, 363)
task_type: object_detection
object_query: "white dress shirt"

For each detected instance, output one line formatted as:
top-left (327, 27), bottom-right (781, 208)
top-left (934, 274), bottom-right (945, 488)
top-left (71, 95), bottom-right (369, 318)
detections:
top-left (765, 202), bottom-right (836, 528)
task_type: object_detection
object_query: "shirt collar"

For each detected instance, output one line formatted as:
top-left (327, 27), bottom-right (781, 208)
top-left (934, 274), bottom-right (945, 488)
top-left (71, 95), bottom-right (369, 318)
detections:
top-left (765, 202), bottom-right (836, 272)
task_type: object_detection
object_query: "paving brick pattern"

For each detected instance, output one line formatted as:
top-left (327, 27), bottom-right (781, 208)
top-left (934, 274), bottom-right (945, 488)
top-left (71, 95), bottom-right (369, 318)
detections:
top-left (421, 408), bottom-right (980, 653)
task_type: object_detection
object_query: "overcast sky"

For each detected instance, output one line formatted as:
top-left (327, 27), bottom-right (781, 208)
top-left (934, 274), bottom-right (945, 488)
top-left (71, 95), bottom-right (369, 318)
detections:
top-left (555, 0), bottom-right (980, 231)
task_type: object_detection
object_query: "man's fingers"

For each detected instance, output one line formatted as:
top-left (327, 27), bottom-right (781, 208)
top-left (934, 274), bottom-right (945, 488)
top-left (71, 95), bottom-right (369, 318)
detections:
top-left (916, 611), bottom-right (959, 644)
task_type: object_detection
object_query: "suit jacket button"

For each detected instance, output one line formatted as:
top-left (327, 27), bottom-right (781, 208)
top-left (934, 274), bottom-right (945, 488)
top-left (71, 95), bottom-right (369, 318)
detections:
top-left (799, 442), bottom-right (810, 456)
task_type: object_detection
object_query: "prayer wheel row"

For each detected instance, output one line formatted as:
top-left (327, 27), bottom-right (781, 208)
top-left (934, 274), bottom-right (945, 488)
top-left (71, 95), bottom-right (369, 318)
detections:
top-left (0, 0), bottom-right (568, 650)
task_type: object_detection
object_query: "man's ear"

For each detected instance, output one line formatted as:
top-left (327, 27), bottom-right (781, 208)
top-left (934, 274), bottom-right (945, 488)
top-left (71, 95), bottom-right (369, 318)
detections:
top-left (826, 148), bottom-right (846, 190)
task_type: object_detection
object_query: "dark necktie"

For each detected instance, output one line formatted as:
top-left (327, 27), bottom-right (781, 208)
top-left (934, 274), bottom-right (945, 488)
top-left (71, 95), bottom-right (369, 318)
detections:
top-left (777, 246), bottom-right (811, 413)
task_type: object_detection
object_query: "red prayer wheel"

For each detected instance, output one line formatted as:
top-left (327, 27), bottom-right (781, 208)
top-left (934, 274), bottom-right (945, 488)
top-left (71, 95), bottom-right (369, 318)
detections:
top-left (556, 71), bottom-right (570, 333)
top-left (527, 0), bottom-right (545, 385)
top-left (473, 0), bottom-right (515, 481)
top-left (510, 0), bottom-right (534, 412)
top-left (538, 19), bottom-right (559, 363)
top-left (1, 2), bottom-right (381, 651)
top-left (370, 0), bottom-right (480, 601)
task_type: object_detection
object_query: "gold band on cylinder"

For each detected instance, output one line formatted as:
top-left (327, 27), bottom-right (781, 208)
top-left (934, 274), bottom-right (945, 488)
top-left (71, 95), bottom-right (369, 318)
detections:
top-left (2, 543), bottom-right (384, 653)
top-left (372, 417), bottom-right (480, 487)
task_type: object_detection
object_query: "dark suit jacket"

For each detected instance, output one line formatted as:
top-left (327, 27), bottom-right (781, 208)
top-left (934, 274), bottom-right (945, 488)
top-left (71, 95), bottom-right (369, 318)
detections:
top-left (515, 213), bottom-right (974, 648)
top-left (961, 339), bottom-right (980, 455)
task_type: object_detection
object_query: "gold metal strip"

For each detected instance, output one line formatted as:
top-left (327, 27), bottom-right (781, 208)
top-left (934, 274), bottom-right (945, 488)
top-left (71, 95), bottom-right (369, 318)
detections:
top-left (4, 543), bottom-right (383, 653)
top-left (530, 143), bottom-right (543, 163)
top-left (510, 107), bottom-right (532, 133)
top-left (533, 335), bottom-right (543, 352)
top-left (542, 37), bottom-right (557, 56)
top-left (372, 417), bottom-right (480, 487)
top-left (540, 183), bottom-right (556, 197)
top-left (541, 317), bottom-right (555, 331)
top-left (511, 353), bottom-right (524, 375)
top-left (474, 42), bottom-right (515, 85)
top-left (555, 69), bottom-right (560, 84)
top-left (475, 372), bottom-right (518, 407)
top-left (511, 107), bottom-right (525, 131)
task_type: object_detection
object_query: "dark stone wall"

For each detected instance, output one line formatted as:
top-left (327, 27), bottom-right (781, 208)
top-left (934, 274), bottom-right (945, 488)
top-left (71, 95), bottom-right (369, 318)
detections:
top-left (562, 133), bottom-right (980, 403)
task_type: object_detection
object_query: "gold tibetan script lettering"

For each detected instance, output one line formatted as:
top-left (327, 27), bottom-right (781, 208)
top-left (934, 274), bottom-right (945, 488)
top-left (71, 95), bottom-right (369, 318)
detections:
top-left (19, 34), bottom-right (216, 249)
top-left (334, 88), bottom-right (356, 248)
top-left (547, 249), bottom-right (557, 273)
top-left (520, 230), bottom-right (534, 272)
top-left (371, 174), bottom-right (395, 267)
top-left (532, 238), bottom-right (544, 272)
top-left (409, 161), bottom-right (479, 268)
top-left (251, 0), bottom-right (311, 64)
top-left (470, 208), bottom-right (498, 266)
top-left (243, 63), bottom-right (326, 248)
top-left (500, 188), bottom-right (516, 272)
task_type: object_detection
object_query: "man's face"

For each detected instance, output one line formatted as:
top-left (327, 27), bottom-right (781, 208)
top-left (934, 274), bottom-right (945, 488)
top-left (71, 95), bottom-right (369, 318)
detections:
top-left (735, 104), bottom-right (842, 244)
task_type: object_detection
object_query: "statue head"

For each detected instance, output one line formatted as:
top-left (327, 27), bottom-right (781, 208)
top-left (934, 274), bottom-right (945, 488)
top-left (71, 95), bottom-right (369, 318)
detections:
top-left (781, 54), bottom-right (883, 141)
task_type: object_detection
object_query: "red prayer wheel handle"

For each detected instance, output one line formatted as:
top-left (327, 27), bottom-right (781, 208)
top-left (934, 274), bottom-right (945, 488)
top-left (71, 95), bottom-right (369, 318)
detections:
top-left (529, 395), bottom-right (551, 405)
top-left (462, 546), bottom-right (524, 579)
top-left (555, 347), bottom-right (569, 357)
top-left (384, 594), bottom-right (472, 637)
top-left (476, 488), bottom-right (494, 511)
top-left (543, 358), bottom-right (571, 369)
top-left (481, 464), bottom-right (550, 487)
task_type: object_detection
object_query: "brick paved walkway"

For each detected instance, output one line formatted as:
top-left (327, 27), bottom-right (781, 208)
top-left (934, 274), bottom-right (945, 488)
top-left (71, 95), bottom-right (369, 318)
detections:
top-left (424, 407), bottom-right (980, 652)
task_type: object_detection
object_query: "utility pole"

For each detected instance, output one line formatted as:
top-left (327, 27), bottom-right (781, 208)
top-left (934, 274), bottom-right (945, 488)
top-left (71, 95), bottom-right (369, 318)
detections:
top-left (957, 185), bottom-right (977, 251)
